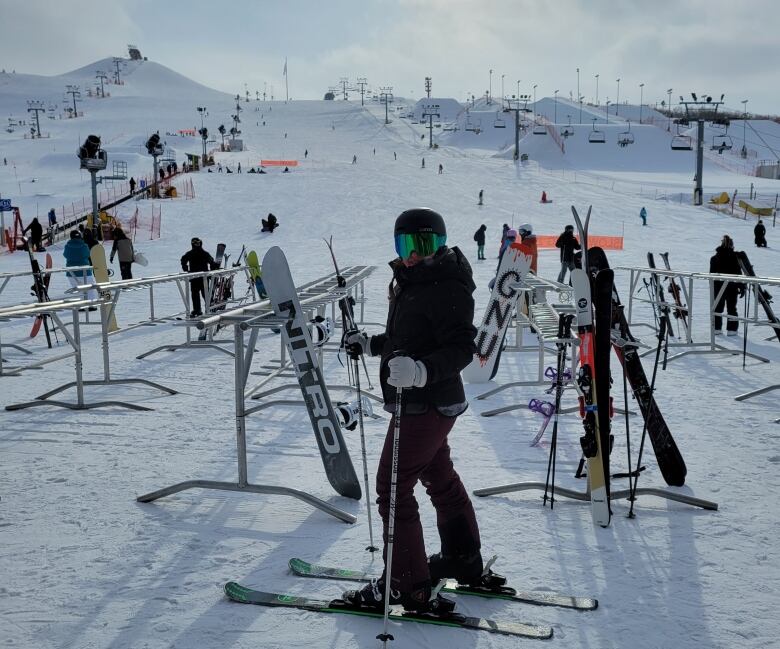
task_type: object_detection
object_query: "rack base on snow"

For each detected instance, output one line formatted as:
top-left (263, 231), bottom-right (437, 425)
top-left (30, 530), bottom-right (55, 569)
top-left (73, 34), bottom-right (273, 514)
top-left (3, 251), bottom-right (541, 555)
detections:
top-left (1, 296), bottom-right (177, 411)
top-left (473, 480), bottom-right (718, 511)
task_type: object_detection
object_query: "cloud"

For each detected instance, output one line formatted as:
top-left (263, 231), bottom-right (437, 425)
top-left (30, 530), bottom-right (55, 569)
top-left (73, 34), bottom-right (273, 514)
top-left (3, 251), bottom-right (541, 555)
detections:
top-left (1, 0), bottom-right (777, 113)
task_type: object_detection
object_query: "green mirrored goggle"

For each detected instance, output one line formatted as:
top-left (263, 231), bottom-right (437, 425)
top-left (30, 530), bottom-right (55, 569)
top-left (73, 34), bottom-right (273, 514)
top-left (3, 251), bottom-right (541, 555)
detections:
top-left (394, 232), bottom-right (446, 260)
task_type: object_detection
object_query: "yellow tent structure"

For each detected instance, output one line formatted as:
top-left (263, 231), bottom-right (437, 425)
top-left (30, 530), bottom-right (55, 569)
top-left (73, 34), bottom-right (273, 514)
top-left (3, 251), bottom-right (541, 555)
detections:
top-left (737, 199), bottom-right (773, 216)
top-left (710, 191), bottom-right (730, 204)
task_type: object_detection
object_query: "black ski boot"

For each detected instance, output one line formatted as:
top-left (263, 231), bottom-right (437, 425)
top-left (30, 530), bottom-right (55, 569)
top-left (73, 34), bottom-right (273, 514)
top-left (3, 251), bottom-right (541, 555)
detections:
top-left (429, 552), bottom-right (507, 589)
top-left (342, 578), bottom-right (456, 615)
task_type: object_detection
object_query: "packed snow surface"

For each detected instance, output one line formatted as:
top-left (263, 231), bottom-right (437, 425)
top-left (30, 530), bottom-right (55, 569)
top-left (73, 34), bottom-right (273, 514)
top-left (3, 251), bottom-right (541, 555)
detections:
top-left (1, 59), bottom-right (779, 649)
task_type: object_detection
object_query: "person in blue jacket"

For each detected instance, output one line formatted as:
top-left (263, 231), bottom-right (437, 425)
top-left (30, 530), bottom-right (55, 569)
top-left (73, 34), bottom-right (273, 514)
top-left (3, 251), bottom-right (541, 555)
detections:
top-left (63, 230), bottom-right (98, 304)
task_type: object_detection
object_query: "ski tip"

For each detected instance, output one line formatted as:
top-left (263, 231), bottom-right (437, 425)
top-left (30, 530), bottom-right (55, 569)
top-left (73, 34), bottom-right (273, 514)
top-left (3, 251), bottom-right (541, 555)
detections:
top-left (288, 557), bottom-right (310, 573)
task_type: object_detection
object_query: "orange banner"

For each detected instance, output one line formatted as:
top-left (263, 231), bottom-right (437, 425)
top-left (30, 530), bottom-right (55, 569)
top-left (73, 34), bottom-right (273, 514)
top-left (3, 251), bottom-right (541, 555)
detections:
top-left (536, 235), bottom-right (624, 250)
top-left (260, 160), bottom-right (299, 167)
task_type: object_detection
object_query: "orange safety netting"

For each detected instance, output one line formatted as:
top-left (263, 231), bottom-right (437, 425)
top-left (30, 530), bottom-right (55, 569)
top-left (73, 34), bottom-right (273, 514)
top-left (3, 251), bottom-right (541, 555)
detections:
top-left (536, 235), bottom-right (624, 250)
top-left (260, 160), bottom-right (299, 167)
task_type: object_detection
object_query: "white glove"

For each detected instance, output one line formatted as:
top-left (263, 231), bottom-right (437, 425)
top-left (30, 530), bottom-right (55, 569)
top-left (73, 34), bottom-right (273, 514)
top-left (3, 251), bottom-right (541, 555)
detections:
top-left (345, 330), bottom-right (372, 358)
top-left (387, 356), bottom-right (427, 388)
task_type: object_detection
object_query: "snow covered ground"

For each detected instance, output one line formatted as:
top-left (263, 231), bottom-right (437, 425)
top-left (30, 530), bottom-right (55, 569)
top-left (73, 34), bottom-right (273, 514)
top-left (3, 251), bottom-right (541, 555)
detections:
top-left (1, 59), bottom-right (779, 649)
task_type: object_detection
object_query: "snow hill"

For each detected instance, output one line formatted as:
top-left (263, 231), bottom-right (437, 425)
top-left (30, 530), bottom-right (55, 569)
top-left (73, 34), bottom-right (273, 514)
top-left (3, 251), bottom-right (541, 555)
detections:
top-left (1, 57), bottom-right (779, 649)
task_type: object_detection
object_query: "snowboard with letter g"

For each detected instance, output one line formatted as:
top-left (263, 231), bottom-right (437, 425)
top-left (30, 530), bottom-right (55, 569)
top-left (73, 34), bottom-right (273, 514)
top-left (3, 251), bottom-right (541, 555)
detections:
top-left (261, 246), bottom-right (361, 500)
top-left (462, 241), bottom-right (534, 383)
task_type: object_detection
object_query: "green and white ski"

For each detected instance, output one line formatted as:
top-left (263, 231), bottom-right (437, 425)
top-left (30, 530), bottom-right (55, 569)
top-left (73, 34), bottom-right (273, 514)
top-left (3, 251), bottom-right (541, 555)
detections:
top-left (224, 582), bottom-right (553, 639)
top-left (288, 557), bottom-right (597, 610)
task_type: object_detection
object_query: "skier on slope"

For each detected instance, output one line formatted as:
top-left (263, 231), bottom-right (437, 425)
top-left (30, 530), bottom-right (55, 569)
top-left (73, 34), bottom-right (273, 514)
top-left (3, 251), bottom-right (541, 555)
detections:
top-left (754, 219), bottom-right (767, 247)
top-left (344, 208), bottom-right (503, 614)
top-left (180, 237), bottom-right (219, 317)
top-left (709, 234), bottom-right (744, 336)
top-left (555, 224), bottom-right (581, 284)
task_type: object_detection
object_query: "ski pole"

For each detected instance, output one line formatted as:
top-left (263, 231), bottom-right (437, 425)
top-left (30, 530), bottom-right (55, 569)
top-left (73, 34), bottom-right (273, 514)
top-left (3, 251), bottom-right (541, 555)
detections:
top-left (742, 283), bottom-right (750, 370)
top-left (628, 313), bottom-right (667, 517)
top-left (352, 352), bottom-right (378, 552)
top-left (378, 380), bottom-right (403, 647)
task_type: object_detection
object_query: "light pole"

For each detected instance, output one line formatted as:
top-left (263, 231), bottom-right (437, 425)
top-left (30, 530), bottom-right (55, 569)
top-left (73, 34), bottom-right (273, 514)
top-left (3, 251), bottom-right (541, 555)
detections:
top-left (501, 74), bottom-right (505, 101)
top-left (615, 78), bottom-right (620, 116)
top-left (517, 80), bottom-right (521, 99)
top-left (576, 67), bottom-right (581, 123)
top-left (639, 83), bottom-right (644, 123)
top-left (605, 100), bottom-right (610, 124)
top-left (489, 69), bottom-right (493, 104)
top-left (595, 73), bottom-right (599, 105)
top-left (667, 88), bottom-right (673, 131)
top-left (554, 90), bottom-right (559, 123)
top-left (196, 106), bottom-right (207, 129)
top-left (741, 99), bottom-right (748, 158)
top-left (533, 84), bottom-right (538, 120)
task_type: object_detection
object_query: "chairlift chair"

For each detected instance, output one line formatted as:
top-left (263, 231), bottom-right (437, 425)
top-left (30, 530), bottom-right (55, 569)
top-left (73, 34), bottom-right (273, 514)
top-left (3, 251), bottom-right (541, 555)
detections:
top-left (671, 135), bottom-right (693, 151)
top-left (493, 113), bottom-right (506, 128)
top-left (711, 134), bottom-right (733, 151)
top-left (617, 121), bottom-right (635, 147)
top-left (560, 117), bottom-right (574, 139)
top-left (588, 119), bottom-right (606, 143)
top-left (532, 122), bottom-right (546, 135)
top-left (671, 120), bottom-right (693, 151)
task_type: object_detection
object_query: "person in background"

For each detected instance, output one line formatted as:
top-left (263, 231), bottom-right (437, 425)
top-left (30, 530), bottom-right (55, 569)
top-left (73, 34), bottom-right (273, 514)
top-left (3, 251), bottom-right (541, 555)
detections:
top-left (63, 230), bottom-right (98, 307)
top-left (23, 217), bottom-right (44, 251)
top-left (639, 206), bottom-right (648, 226)
top-left (83, 228), bottom-right (99, 250)
top-left (478, 189), bottom-right (484, 206)
top-left (47, 208), bottom-right (57, 228)
top-left (180, 237), bottom-right (219, 317)
top-left (555, 225), bottom-right (581, 284)
top-left (473, 224), bottom-right (486, 260)
top-left (517, 224), bottom-right (538, 273)
top-left (709, 234), bottom-right (743, 336)
top-left (129, 177), bottom-right (136, 193)
top-left (754, 219), bottom-right (767, 247)
top-left (110, 227), bottom-right (135, 280)
top-left (438, 163), bottom-right (443, 174)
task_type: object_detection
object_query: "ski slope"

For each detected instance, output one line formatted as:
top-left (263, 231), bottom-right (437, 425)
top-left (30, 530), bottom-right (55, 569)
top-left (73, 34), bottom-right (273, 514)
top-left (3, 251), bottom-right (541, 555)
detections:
top-left (1, 58), bottom-right (779, 649)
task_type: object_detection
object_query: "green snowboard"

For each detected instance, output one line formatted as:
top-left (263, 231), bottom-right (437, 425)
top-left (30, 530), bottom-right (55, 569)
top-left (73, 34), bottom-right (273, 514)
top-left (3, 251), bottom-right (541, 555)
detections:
top-left (246, 250), bottom-right (267, 298)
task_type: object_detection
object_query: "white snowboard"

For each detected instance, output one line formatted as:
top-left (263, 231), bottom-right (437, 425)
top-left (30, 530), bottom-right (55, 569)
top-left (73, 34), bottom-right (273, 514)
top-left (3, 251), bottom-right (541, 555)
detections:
top-left (462, 241), bottom-right (534, 383)
top-left (261, 246), bottom-right (361, 500)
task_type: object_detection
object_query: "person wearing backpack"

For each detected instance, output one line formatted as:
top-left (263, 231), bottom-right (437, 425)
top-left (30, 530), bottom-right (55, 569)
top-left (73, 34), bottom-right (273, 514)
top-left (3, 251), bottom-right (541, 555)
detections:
top-left (473, 224), bottom-right (486, 260)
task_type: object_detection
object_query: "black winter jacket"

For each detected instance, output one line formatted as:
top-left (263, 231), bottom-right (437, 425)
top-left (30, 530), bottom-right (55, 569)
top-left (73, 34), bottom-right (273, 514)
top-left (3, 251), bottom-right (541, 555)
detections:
top-left (181, 247), bottom-right (217, 273)
top-left (754, 223), bottom-right (766, 240)
top-left (370, 246), bottom-right (477, 415)
top-left (709, 245), bottom-right (744, 294)
top-left (474, 226), bottom-right (486, 245)
top-left (555, 230), bottom-right (581, 263)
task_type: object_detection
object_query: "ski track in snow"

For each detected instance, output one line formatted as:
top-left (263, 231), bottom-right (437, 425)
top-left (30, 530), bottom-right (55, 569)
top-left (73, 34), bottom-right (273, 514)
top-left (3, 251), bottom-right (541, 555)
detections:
top-left (1, 67), bottom-right (779, 649)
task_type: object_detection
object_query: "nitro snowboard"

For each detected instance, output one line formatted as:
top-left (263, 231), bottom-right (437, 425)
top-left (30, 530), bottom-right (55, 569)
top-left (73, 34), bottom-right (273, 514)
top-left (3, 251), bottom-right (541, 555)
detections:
top-left (262, 246), bottom-right (361, 499)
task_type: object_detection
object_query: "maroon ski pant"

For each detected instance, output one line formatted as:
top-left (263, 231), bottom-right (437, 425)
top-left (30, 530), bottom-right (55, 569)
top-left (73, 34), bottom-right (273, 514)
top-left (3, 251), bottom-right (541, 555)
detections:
top-left (376, 409), bottom-right (481, 592)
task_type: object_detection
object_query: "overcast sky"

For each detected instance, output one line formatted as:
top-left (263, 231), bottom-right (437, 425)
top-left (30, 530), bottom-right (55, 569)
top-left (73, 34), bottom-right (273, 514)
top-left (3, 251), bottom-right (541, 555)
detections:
top-left (1, 0), bottom-right (777, 114)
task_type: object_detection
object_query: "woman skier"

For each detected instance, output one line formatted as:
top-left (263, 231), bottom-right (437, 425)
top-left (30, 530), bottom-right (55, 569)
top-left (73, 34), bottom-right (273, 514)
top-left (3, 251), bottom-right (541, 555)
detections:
top-left (344, 208), bottom-right (503, 614)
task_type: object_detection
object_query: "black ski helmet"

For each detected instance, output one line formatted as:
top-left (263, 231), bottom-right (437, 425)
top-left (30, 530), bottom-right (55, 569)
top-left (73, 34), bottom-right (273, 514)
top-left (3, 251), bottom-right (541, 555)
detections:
top-left (394, 208), bottom-right (446, 237)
